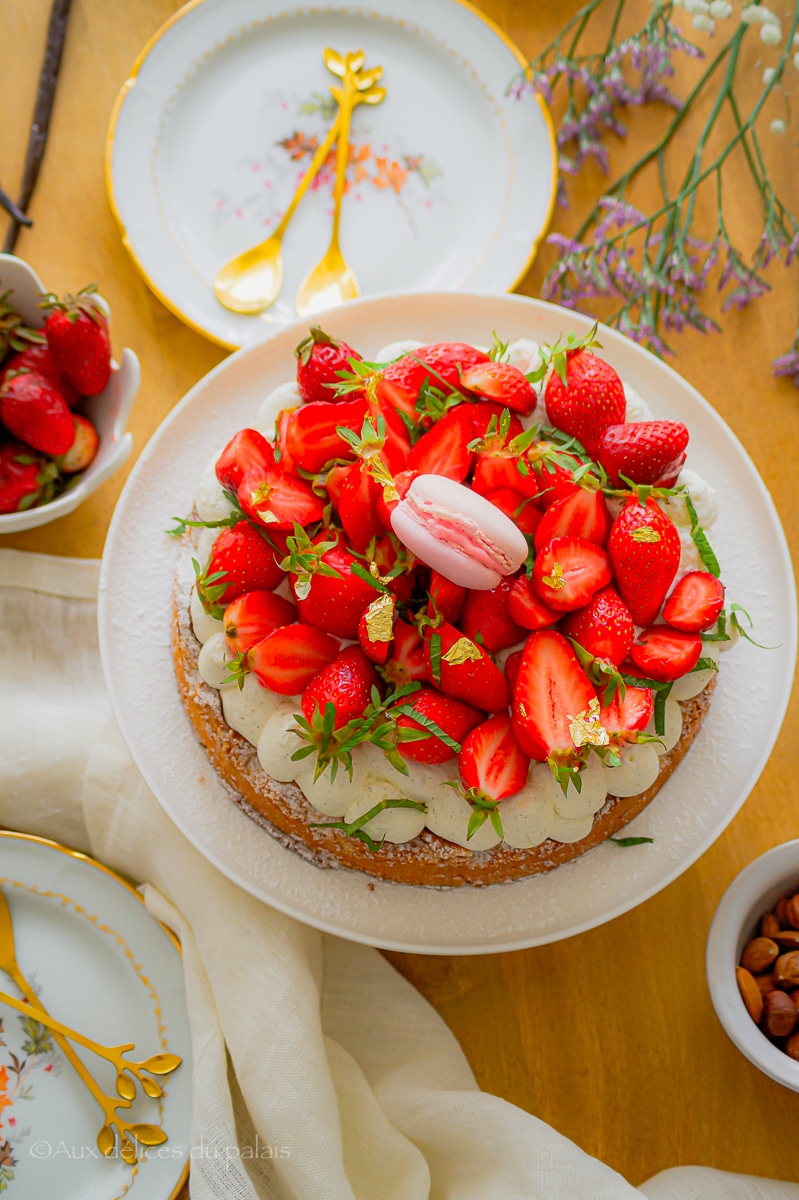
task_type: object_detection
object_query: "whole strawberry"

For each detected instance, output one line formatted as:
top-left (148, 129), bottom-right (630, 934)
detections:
top-left (597, 421), bottom-right (689, 487)
top-left (285, 529), bottom-right (377, 639)
top-left (0, 342), bottom-right (80, 407)
top-left (40, 285), bottom-right (112, 396)
top-left (295, 326), bottom-right (361, 403)
top-left (302, 646), bottom-right (379, 730)
top-left (561, 586), bottom-right (634, 666)
top-left (544, 349), bottom-right (626, 455)
top-left (54, 413), bottom-right (98, 474)
top-left (195, 522), bottom-right (285, 616)
top-left (607, 496), bottom-right (681, 626)
top-left (0, 371), bottom-right (75, 455)
top-left (0, 441), bottom-right (59, 513)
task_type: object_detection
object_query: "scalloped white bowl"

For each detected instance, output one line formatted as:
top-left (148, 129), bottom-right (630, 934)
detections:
top-left (0, 254), bottom-right (140, 533)
top-left (706, 839), bottom-right (799, 1092)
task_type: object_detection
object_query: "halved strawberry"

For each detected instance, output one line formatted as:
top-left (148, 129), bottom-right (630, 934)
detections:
top-left (504, 649), bottom-right (523, 691)
top-left (629, 626), bottom-right (702, 682)
top-left (662, 571), bottom-right (725, 633)
top-left (223, 590), bottom-right (297, 654)
top-left (394, 688), bottom-right (481, 764)
top-left (597, 421), bottom-right (689, 487)
top-left (301, 646), bottom-right (378, 728)
top-left (472, 453), bottom-right (540, 501)
top-left (608, 497), bottom-right (681, 627)
top-left (246, 625), bottom-right (340, 695)
top-left (428, 570), bottom-right (466, 623)
top-left (216, 428), bottom-right (274, 494)
top-left (528, 447), bottom-right (582, 510)
top-left (458, 714), bottom-right (530, 799)
top-left (533, 488), bottom-right (610, 550)
top-left (532, 537), bottom-right (612, 612)
top-left (506, 576), bottom-right (560, 631)
top-left (598, 684), bottom-right (654, 738)
top-left (512, 630), bottom-right (597, 761)
top-left (324, 462), bottom-right (351, 511)
top-left (560, 586), bottom-right (634, 667)
top-left (407, 405), bottom-right (473, 481)
top-left (198, 522), bottom-right (285, 612)
top-left (375, 467), bottom-right (416, 529)
top-left (338, 461), bottom-right (382, 552)
top-left (423, 620), bottom-right (510, 712)
top-left (459, 576), bottom-right (527, 653)
top-left (0, 342), bottom-right (80, 407)
top-left (544, 348), bottom-right (626, 455)
top-left (295, 326), bottom-right (361, 403)
top-left (358, 592), bottom-right (397, 664)
top-left (460, 361), bottom-right (537, 416)
top-left (483, 488), bottom-right (541, 537)
top-left (283, 397), bottom-right (367, 473)
top-left (382, 618), bottom-right (428, 686)
top-left (275, 408), bottom-right (300, 475)
top-left (238, 468), bottom-right (325, 530)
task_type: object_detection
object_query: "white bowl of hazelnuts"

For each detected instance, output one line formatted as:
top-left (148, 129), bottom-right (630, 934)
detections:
top-left (706, 840), bottom-right (799, 1092)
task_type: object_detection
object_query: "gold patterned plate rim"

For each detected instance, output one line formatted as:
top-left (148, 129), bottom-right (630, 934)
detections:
top-left (0, 831), bottom-right (190, 1200)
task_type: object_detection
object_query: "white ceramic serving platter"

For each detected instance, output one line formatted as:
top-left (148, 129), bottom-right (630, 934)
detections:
top-left (0, 833), bottom-right (191, 1198)
top-left (106, 0), bottom-right (556, 349)
top-left (0, 255), bottom-right (140, 533)
top-left (99, 291), bottom-right (797, 955)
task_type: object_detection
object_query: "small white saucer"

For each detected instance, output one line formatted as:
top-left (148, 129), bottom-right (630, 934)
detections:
top-left (106, 0), bottom-right (556, 348)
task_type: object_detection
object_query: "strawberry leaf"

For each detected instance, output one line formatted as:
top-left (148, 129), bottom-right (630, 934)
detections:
top-left (309, 797), bottom-right (427, 854)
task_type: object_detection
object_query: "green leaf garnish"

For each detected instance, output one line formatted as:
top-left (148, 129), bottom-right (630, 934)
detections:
top-left (309, 797), bottom-right (427, 854)
top-left (609, 836), bottom-right (654, 847)
top-left (683, 492), bottom-right (720, 578)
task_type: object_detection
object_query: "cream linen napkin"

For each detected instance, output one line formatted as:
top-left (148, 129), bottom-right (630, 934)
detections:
top-left (0, 548), bottom-right (796, 1200)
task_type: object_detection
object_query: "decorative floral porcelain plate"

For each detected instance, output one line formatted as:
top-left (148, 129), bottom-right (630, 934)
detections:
top-left (0, 834), bottom-right (191, 1198)
top-left (106, 0), bottom-right (556, 348)
top-left (98, 291), bottom-right (796, 955)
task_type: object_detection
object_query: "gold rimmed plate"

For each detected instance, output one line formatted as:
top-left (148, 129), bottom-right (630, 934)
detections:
top-left (106, 0), bottom-right (556, 348)
top-left (0, 833), bottom-right (191, 1198)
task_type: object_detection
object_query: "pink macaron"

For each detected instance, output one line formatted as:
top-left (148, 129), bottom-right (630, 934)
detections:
top-left (390, 473), bottom-right (529, 590)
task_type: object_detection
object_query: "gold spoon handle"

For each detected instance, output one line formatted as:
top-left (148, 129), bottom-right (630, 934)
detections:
top-left (328, 67), bottom-right (359, 246)
top-left (0, 984), bottom-right (133, 1062)
top-left (271, 109), bottom-right (343, 242)
top-left (6, 964), bottom-right (130, 1117)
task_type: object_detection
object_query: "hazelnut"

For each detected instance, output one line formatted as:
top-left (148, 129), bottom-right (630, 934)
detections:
top-left (774, 951), bottom-right (799, 990)
top-left (740, 936), bottom-right (779, 974)
top-left (736, 966), bottom-right (763, 1024)
top-left (763, 991), bottom-right (797, 1039)
top-left (786, 1031), bottom-right (799, 1062)
top-left (761, 912), bottom-right (780, 938)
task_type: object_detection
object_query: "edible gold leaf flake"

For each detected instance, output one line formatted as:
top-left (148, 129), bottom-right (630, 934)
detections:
top-left (368, 454), bottom-right (399, 503)
top-left (442, 637), bottom-right (482, 665)
top-left (630, 527), bottom-right (661, 543)
top-left (250, 482), bottom-right (272, 506)
top-left (569, 698), bottom-right (610, 749)
top-left (364, 592), bottom-right (395, 642)
top-left (541, 562), bottom-right (566, 590)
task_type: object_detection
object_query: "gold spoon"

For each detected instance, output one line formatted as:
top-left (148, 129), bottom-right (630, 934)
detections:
top-left (0, 985), bottom-right (180, 1101)
top-left (214, 50), bottom-right (385, 314)
top-left (0, 889), bottom-right (168, 1163)
top-left (295, 50), bottom-right (381, 318)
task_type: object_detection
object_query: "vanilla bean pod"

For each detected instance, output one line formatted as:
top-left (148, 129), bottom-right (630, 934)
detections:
top-left (2, 0), bottom-right (74, 253)
top-left (0, 182), bottom-right (32, 227)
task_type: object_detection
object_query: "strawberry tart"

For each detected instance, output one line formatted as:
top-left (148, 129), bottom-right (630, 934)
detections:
top-left (171, 325), bottom-right (742, 887)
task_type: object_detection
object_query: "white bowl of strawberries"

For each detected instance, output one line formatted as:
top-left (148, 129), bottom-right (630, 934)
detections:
top-left (0, 254), bottom-right (140, 531)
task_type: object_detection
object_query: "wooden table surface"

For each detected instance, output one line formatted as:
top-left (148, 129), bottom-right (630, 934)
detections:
top-left (2, 0), bottom-right (799, 1188)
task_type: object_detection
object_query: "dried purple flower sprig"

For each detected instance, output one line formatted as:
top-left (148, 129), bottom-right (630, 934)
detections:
top-left (517, 1), bottom-right (799, 383)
